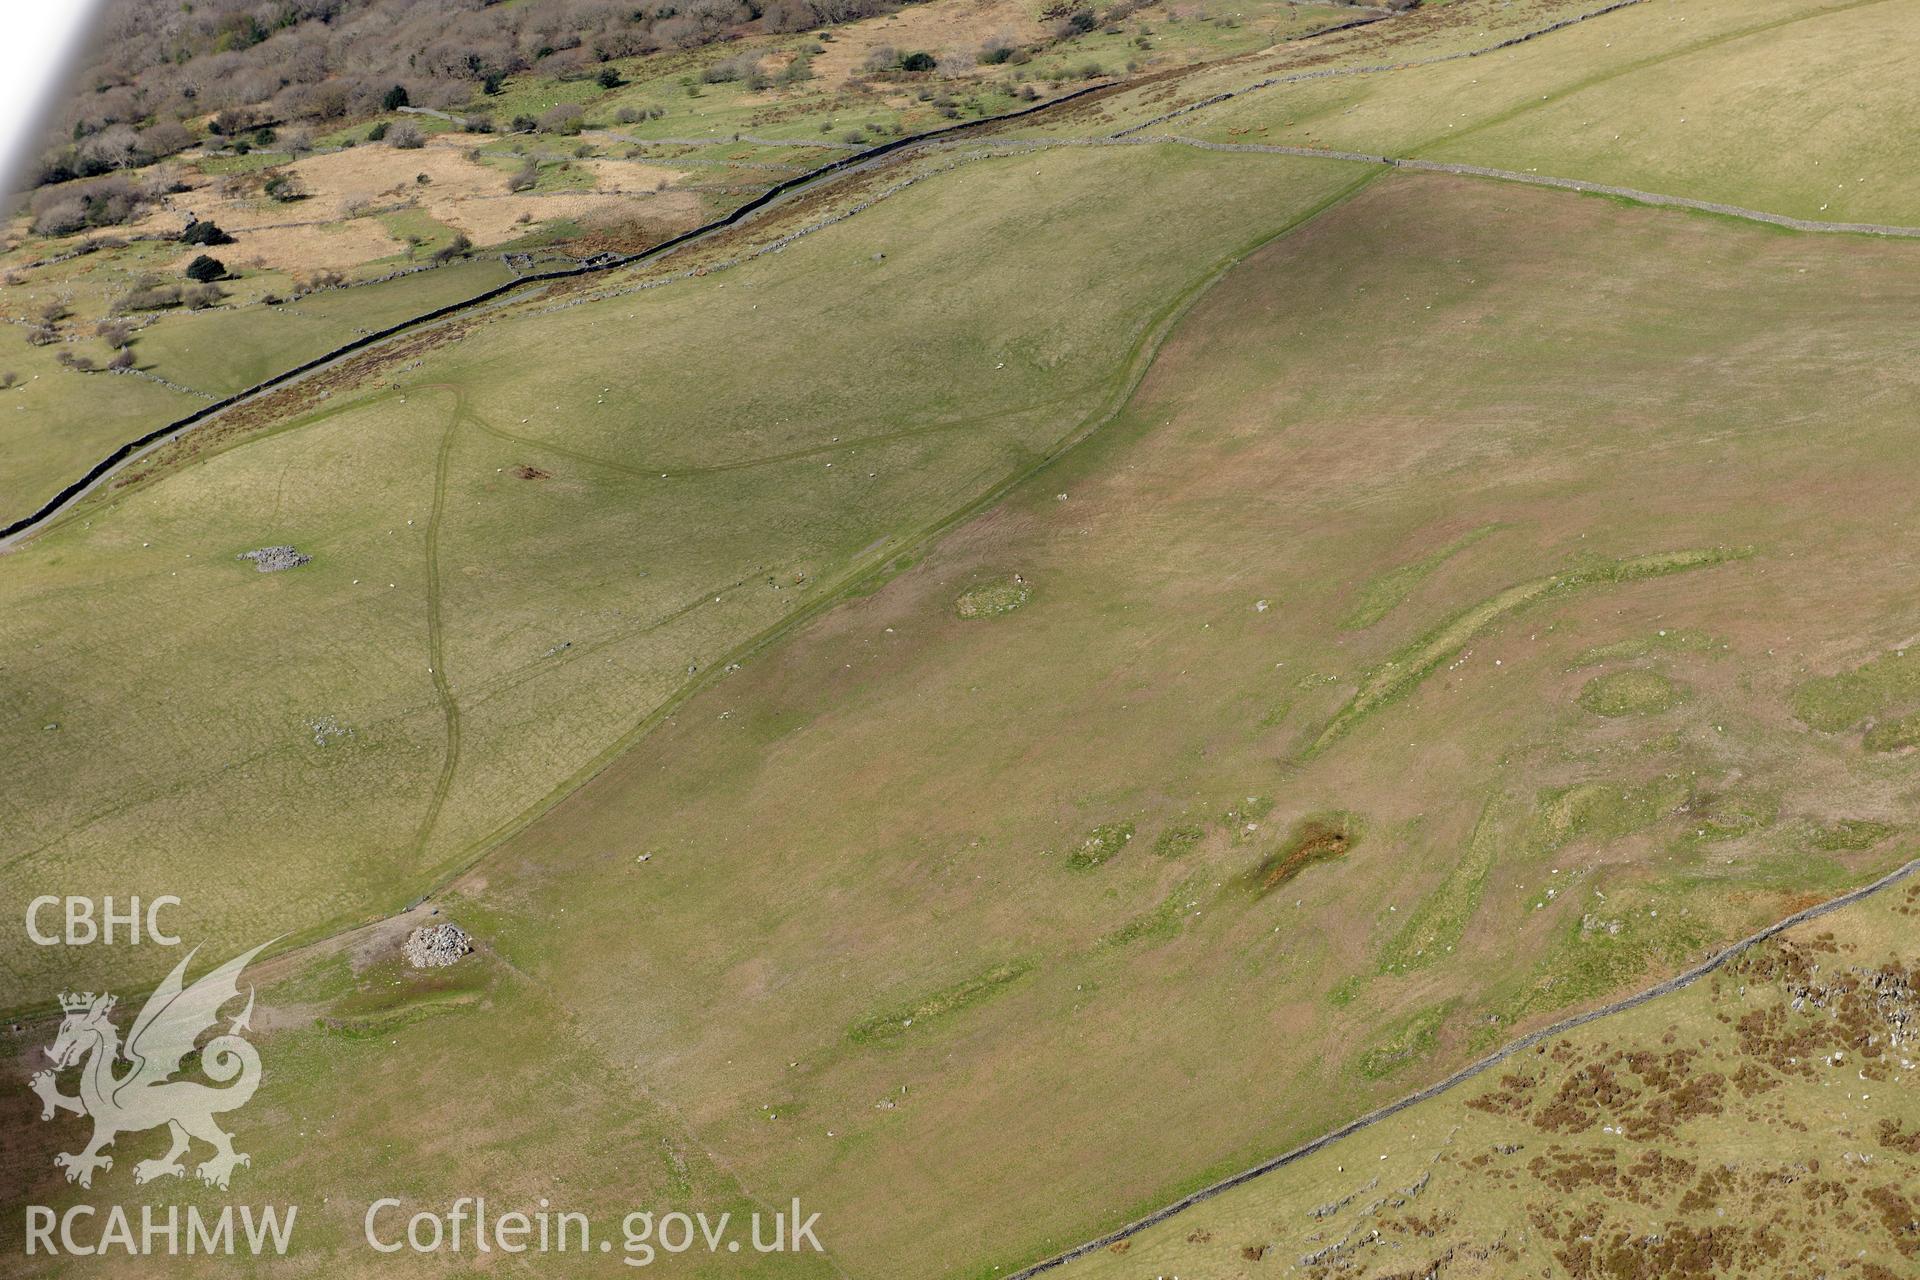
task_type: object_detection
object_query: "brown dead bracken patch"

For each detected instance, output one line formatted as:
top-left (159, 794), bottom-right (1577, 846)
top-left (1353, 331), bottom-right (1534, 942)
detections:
top-left (1251, 815), bottom-right (1358, 896)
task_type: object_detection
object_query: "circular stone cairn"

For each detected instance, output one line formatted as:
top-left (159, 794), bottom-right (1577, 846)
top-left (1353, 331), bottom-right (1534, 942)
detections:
top-left (403, 922), bottom-right (473, 969)
top-left (956, 576), bottom-right (1031, 620)
top-left (238, 545), bottom-right (311, 573)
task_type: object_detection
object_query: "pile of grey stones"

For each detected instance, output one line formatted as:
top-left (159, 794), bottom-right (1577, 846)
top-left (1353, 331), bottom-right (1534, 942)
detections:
top-left (403, 922), bottom-right (473, 969)
top-left (238, 545), bottom-right (311, 572)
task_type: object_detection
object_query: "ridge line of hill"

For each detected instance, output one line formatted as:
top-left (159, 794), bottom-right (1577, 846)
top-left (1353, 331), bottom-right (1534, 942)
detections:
top-left (1113, 0), bottom-right (1651, 138)
top-left (955, 134), bottom-right (1920, 237)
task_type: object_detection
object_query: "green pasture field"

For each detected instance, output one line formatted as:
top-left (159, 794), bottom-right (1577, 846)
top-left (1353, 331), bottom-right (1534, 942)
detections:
top-left (0, 257), bottom-right (518, 524)
top-left (0, 142), bottom-right (1373, 1006)
top-left (1161, 0), bottom-right (1877, 150)
top-left (1421, 0), bottom-right (1920, 224)
top-left (1062, 0), bottom-right (1920, 226)
top-left (0, 327), bottom-right (200, 523)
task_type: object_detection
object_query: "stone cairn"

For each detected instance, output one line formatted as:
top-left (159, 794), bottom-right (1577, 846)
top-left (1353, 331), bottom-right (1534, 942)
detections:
top-left (403, 922), bottom-right (473, 969)
top-left (237, 546), bottom-right (311, 573)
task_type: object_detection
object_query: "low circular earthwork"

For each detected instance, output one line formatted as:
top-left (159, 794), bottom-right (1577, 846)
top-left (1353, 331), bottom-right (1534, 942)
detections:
top-left (1578, 668), bottom-right (1685, 717)
top-left (956, 576), bottom-right (1031, 620)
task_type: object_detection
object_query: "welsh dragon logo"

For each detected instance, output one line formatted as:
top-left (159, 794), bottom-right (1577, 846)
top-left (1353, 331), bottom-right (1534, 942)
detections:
top-left (30, 941), bottom-right (271, 1190)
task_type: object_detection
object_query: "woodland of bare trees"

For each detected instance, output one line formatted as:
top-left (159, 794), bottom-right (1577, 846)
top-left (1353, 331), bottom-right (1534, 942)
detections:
top-left (33, 0), bottom-right (917, 191)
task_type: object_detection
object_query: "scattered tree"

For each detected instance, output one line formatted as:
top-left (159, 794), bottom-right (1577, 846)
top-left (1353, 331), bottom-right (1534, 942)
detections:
top-left (143, 121), bottom-right (194, 158)
top-left (181, 218), bottom-right (233, 246)
top-left (29, 201), bottom-right (87, 237)
top-left (185, 254), bottom-right (227, 283)
top-left (978, 37), bottom-right (1016, 64)
top-left (296, 269), bottom-right (347, 295)
top-left (431, 233), bottom-right (473, 264)
top-left (116, 277), bottom-right (184, 311)
top-left (536, 105), bottom-right (585, 135)
top-left (1058, 8), bottom-right (1097, 35)
top-left (209, 107), bottom-right (255, 137)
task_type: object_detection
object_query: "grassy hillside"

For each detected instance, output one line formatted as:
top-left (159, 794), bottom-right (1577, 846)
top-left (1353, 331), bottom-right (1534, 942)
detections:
top-left (439, 170), bottom-right (1920, 1276)
top-left (0, 141), bottom-right (1372, 1002)
top-left (7, 0), bottom-right (1920, 1276)
top-left (16, 156), bottom-right (1916, 1275)
top-left (1047, 0), bottom-right (1920, 224)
